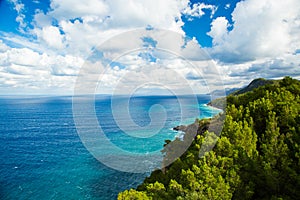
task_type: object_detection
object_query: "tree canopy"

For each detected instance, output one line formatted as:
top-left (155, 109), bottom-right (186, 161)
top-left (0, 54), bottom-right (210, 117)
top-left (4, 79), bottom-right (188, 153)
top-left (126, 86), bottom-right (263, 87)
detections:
top-left (118, 76), bottom-right (300, 200)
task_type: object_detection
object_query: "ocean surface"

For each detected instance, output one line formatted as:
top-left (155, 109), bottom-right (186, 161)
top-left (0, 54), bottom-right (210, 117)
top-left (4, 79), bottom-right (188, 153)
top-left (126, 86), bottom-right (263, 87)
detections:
top-left (0, 95), bottom-right (220, 200)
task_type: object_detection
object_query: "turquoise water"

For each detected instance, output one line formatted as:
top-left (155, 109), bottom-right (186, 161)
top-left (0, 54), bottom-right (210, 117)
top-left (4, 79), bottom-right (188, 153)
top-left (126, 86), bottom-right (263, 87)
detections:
top-left (0, 95), bottom-right (219, 199)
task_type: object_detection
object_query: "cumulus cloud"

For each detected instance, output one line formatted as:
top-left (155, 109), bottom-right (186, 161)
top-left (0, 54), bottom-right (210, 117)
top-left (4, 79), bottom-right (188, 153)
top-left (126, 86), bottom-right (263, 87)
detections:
top-left (49, 0), bottom-right (109, 20)
top-left (72, 28), bottom-right (223, 95)
top-left (209, 0), bottom-right (300, 64)
top-left (0, 45), bottom-right (83, 94)
top-left (5, 0), bottom-right (299, 95)
top-left (183, 2), bottom-right (216, 19)
top-left (37, 26), bottom-right (65, 49)
top-left (2, 0), bottom-right (205, 94)
top-left (207, 17), bottom-right (229, 45)
top-left (30, 0), bottom-right (193, 56)
top-left (205, 0), bottom-right (300, 90)
top-left (2, 48), bottom-right (41, 67)
top-left (95, 60), bottom-right (212, 95)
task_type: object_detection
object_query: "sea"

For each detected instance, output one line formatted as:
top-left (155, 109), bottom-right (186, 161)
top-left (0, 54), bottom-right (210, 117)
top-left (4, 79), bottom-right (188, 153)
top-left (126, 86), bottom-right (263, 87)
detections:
top-left (0, 95), bottom-right (220, 200)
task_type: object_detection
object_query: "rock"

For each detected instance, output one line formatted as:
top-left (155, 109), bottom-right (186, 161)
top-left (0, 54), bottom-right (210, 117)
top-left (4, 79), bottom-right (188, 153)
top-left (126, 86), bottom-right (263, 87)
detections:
top-left (173, 125), bottom-right (187, 131)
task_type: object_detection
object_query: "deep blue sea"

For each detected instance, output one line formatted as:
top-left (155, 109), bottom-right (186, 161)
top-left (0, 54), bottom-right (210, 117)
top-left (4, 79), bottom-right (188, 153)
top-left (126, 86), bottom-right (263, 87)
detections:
top-left (0, 95), bottom-right (220, 200)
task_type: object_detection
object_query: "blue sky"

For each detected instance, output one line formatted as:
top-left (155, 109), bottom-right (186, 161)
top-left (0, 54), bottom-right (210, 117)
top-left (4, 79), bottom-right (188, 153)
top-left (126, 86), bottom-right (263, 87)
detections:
top-left (0, 0), bottom-right (300, 95)
top-left (0, 0), bottom-right (52, 38)
top-left (182, 0), bottom-right (240, 47)
top-left (0, 0), bottom-right (239, 47)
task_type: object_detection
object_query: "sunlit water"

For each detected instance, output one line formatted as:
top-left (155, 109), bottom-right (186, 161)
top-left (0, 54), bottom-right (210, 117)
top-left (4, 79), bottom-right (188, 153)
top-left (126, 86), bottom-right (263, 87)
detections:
top-left (0, 95), bottom-right (220, 199)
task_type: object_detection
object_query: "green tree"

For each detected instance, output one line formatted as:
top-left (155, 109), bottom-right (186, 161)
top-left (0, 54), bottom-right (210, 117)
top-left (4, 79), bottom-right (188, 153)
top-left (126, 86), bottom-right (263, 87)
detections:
top-left (118, 77), bottom-right (300, 200)
top-left (118, 189), bottom-right (150, 200)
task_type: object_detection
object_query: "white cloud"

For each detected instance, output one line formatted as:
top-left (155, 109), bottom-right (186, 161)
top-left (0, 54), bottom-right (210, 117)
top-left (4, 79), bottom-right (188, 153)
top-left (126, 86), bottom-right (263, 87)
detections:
top-left (0, 40), bottom-right (9, 52)
top-left (38, 26), bottom-right (65, 49)
top-left (183, 2), bottom-right (216, 19)
top-left (5, 0), bottom-right (190, 94)
top-left (3, 0), bottom-right (299, 95)
top-left (229, 56), bottom-right (300, 79)
top-left (8, 0), bottom-right (27, 30)
top-left (208, 17), bottom-right (229, 45)
top-left (49, 0), bottom-right (109, 21)
top-left (4, 0), bottom-right (273, 95)
top-left (33, 10), bottom-right (53, 28)
top-left (96, 61), bottom-right (211, 95)
top-left (30, 0), bottom-right (190, 57)
top-left (100, 0), bottom-right (189, 31)
top-left (204, 0), bottom-right (300, 91)
top-left (0, 45), bottom-right (84, 94)
top-left (209, 0), bottom-right (300, 64)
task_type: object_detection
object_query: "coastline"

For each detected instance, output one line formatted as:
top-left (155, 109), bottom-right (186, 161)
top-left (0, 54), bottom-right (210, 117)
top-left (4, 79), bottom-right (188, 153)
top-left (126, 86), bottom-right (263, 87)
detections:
top-left (173, 102), bottom-right (223, 134)
top-left (205, 103), bottom-right (224, 113)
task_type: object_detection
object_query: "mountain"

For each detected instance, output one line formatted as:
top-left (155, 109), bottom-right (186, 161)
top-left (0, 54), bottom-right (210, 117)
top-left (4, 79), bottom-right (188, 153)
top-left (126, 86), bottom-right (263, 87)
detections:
top-left (208, 78), bottom-right (278, 109)
top-left (210, 87), bottom-right (240, 96)
top-left (232, 78), bottom-right (276, 95)
top-left (210, 78), bottom-right (275, 98)
top-left (118, 76), bottom-right (300, 200)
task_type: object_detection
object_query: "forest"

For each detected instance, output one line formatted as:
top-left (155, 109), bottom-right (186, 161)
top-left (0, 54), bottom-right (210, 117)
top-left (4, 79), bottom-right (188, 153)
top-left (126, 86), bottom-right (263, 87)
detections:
top-left (118, 76), bottom-right (300, 200)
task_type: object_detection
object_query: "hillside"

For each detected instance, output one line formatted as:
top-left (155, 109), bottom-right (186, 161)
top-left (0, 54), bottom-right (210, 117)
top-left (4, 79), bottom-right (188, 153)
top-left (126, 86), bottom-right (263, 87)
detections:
top-left (118, 76), bottom-right (300, 200)
top-left (208, 78), bottom-right (278, 109)
top-left (232, 78), bottom-right (276, 95)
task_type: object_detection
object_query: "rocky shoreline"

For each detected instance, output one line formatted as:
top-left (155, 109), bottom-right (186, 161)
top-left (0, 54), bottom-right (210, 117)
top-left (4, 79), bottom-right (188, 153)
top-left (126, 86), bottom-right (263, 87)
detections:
top-left (172, 118), bottom-right (210, 136)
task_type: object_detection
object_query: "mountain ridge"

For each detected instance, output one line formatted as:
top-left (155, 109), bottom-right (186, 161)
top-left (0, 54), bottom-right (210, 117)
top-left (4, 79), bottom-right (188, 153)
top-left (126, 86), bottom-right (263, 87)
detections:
top-left (208, 77), bottom-right (281, 109)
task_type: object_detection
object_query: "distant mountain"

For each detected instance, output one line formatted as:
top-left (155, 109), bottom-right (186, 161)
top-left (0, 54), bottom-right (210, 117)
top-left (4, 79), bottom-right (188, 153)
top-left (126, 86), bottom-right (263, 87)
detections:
top-left (210, 78), bottom-right (276, 98)
top-left (232, 78), bottom-right (276, 95)
top-left (210, 87), bottom-right (240, 97)
top-left (208, 78), bottom-right (278, 109)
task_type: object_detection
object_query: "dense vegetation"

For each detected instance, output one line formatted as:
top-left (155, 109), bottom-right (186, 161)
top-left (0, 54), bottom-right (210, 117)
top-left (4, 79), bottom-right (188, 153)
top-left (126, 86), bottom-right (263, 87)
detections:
top-left (118, 77), bottom-right (300, 200)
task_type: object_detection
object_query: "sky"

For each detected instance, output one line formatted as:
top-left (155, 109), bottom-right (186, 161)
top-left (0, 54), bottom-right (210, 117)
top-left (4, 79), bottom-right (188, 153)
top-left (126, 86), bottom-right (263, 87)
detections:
top-left (0, 0), bottom-right (300, 95)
